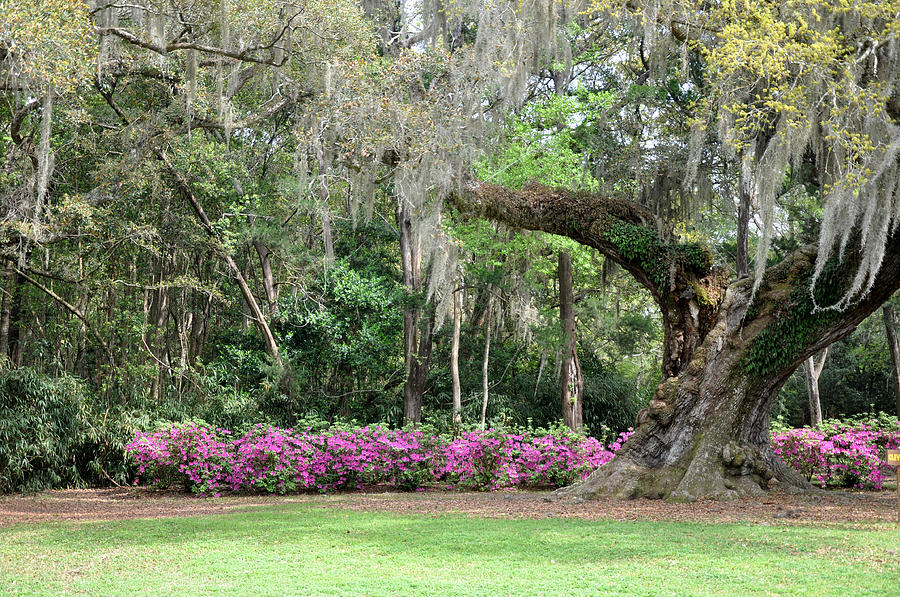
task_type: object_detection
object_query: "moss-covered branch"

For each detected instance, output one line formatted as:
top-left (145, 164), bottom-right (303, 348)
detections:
top-left (740, 236), bottom-right (900, 385)
top-left (454, 181), bottom-right (713, 296)
top-left (453, 180), bottom-right (725, 376)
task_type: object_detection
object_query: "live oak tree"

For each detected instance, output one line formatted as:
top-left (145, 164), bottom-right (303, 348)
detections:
top-left (452, 177), bottom-right (900, 500)
top-left (446, 0), bottom-right (900, 499)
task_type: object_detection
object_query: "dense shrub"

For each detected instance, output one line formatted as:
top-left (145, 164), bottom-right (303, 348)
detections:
top-left (772, 416), bottom-right (900, 489)
top-left (127, 423), bottom-right (634, 494)
top-left (0, 367), bottom-right (142, 493)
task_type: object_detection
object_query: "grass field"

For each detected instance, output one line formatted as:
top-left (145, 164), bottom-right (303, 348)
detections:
top-left (1, 502), bottom-right (898, 596)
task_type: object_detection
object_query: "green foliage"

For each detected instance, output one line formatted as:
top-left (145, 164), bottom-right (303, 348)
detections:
top-left (773, 307), bottom-right (900, 425)
top-left (0, 367), bottom-right (143, 493)
top-left (276, 258), bottom-right (403, 415)
top-left (604, 220), bottom-right (712, 288)
top-left (605, 221), bottom-right (668, 287)
top-left (744, 261), bottom-right (842, 379)
top-left (475, 92), bottom-right (608, 192)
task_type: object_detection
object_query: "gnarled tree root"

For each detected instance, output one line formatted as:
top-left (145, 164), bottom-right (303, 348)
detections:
top-left (547, 448), bottom-right (814, 503)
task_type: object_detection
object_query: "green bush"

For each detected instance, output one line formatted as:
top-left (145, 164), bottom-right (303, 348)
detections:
top-left (0, 367), bottom-right (141, 493)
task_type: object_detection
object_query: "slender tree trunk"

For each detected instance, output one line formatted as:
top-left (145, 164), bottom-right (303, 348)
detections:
top-left (8, 268), bottom-right (25, 368)
top-left (317, 153), bottom-right (335, 267)
top-left (240, 250), bottom-right (252, 332)
top-left (253, 241), bottom-right (278, 314)
top-left (480, 296), bottom-right (492, 431)
top-left (559, 251), bottom-right (584, 430)
top-left (884, 305), bottom-right (900, 418)
top-left (0, 262), bottom-right (13, 359)
top-left (145, 260), bottom-right (168, 402)
top-left (451, 286), bottom-right (462, 426)
top-left (533, 350), bottom-right (546, 401)
top-left (803, 349), bottom-right (827, 427)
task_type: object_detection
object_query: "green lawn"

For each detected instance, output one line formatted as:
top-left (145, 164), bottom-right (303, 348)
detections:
top-left (1, 503), bottom-right (898, 596)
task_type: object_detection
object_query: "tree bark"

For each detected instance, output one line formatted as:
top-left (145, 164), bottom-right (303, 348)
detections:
top-left (453, 180), bottom-right (900, 500)
top-left (8, 268), bottom-right (26, 368)
top-left (252, 240), bottom-right (278, 314)
top-left (398, 199), bottom-right (433, 425)
top-left (480, 295), bottom-right (492, 431)
top-left (803, 349), bottom-right (827, 427)
top-left (0, 262), bottom-right (14, 359)
top-left (317, 153), bottom-right (335, 267)
top-left (884, 305), bottom-right (900, 418)
top-left (559, 251), bottom-right (583, 430)
top-left (145, 261), bottom-right (168, 402)
top-left (451, 286), bottom-right (462, 426)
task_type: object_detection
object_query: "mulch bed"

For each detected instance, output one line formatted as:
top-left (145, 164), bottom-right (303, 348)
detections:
top-left (1, 486), bottom-right (897, 526)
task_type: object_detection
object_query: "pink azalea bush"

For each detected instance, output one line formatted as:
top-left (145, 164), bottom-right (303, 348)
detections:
top-left (129, 418), bottom-right (900, 494)
top-left (772, 421), bottom-right (900, 489)
top-left (127, 423), bottom-right (634, 495)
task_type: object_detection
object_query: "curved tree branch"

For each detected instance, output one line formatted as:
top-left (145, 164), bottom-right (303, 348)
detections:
top-left (451, 180), bottom-right (728, 377)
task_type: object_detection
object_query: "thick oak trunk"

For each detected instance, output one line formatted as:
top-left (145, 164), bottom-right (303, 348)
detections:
top-left (454, 180), bottom-right (900, 500)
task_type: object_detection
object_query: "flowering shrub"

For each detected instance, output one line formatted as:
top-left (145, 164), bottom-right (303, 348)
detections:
top-left (128, 418), bottom-right (900, 494)
top-left (772, 421), bottom-right (900, 489)
top-left (126, 423), bottom-right (634, 495)
top-left (128, 422), bottom-right (232, 494)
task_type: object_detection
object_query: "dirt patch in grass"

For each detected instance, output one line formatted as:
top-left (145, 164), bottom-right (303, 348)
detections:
top-left (312, 488), bottom-right (899, 525)
top-left (1, 486), bottom-right (897, 526)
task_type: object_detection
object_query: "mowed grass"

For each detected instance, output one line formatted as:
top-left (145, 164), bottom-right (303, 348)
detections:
top-left (1, 502), bottom-right (898, 596)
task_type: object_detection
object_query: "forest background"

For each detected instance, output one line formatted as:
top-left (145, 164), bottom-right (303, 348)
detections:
top-left (1, 0), bottom-right (899, 491)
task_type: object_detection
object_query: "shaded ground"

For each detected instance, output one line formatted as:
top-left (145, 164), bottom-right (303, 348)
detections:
top-left (1, 486), bottom-right (897, 526)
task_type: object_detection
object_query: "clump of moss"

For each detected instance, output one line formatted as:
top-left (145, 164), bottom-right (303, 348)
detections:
top-left (742, 260), bottom-right (843, 378)
top-left (604, 220), bottom-right (713, 289)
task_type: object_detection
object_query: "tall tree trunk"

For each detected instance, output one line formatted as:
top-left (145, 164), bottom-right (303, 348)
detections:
top-left (398, 199), bottom-right (433, 425)
top-left (317, 153), bottom-right (335, 267)
top-left (559, 251), bottom-right (584, 430)
top-left (884, 305), bottom-right (900, 418)
top-left (454, 180), bottom-right (900, 500)
top-left (145, 262), bottom-right (168, 402)
top-left (0, 262), bottom-right (14, 359)
top-left (253, 241), bottom-right (278, 314)
top-left (533, 350), bottom-right (546, 401)
top-left (803, 349), bottom-right (828, 427)
top-left (8, 268), bottom-right (26, 368)
top-left (451, 286), bottom-right (462, 426)
top-left (480, 295), bottom-right (492, 431)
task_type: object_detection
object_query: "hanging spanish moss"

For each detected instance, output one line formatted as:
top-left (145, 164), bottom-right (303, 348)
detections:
top-left (186, 49), bottom-right (198, 131)
top-left (605, 0), bottom-right (900, 306)
top-left (33, 91), bottom-right (54, 233)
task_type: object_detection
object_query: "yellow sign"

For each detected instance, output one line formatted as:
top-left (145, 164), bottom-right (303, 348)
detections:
top-left (887, 450), bottom-right (900, 466)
